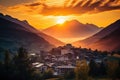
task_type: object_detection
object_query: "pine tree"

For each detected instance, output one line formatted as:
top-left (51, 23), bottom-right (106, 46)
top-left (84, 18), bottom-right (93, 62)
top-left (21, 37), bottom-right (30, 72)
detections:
top-left (99, 61), bottom-right (107, 76)
top-left (14, 47), bottom-right (35, 80)
top-left (4, 50), bottom-right (11, 66)
top-left (88, 59), bottom-right (98, 77)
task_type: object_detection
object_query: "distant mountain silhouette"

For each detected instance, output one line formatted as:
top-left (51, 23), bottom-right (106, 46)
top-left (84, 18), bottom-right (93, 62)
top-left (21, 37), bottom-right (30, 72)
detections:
top-left (73, 19), bottom-right (120, 51)
top-left (42, 20), bottom-right (102, 42)
top-left (0, 13), bottom-right (64, 52)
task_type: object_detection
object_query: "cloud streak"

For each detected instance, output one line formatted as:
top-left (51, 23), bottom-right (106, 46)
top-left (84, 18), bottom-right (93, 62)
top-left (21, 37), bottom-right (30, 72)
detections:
top-left (7, 0), bottom-right (120, 15)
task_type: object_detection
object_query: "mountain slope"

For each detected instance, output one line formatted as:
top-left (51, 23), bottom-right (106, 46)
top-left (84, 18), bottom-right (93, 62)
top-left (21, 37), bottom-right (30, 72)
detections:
top-left (0, 13), bottom-right (55, 52)
top-left (0, 13), bottom-right (64, 47)
top-left (73, 19), bottom-right (120, 51)
top-left (42, 20), bottom-right (102, 42)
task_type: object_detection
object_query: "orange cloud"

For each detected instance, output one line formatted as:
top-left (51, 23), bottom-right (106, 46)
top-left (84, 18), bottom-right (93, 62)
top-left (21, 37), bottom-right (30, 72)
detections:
top-left (7, 2), bottom-right (44, 15)
top-left (0, 5), bottom-right (7, 12)
top-left (7, 0), bottom-right (120, 15)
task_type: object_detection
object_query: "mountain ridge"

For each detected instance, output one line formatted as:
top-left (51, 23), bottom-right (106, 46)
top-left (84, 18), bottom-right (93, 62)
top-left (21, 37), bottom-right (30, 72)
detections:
top-left (0, 16), bottom-right (54, 52)
top-left (43, 20), bottom-right (102, 42)
top-left (0, 13), bottom-right (64, 47)
top-left (73, 19), bottom-right (120, 51)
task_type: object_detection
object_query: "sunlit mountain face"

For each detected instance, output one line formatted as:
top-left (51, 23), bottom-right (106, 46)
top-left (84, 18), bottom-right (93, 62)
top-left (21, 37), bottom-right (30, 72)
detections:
top-left (73, 19), bottom-right (120, 51)
top-left (42, 20), bottom-right (102, 43)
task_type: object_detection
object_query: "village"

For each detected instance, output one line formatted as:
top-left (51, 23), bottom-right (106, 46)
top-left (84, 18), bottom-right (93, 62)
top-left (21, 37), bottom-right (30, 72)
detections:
top-left (30, 44), bottom-right (113, 76)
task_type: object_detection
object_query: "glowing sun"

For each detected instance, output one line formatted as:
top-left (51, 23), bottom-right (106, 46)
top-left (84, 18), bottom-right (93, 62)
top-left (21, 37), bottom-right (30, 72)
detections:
top-left (57, 18), bottom-right (66, 24)
top-left (56, 16), bottom-right (67, 24)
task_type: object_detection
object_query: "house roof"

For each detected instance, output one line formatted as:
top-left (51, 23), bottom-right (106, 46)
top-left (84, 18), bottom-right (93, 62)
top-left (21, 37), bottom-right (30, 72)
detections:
top-left (57, 65), bottom-right (75, 69)
top-left (35, 63), bottom-right (44, 68)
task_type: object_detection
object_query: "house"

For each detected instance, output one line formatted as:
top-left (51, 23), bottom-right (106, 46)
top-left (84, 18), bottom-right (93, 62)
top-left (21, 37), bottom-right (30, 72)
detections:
top-left (56, 65), bottom-right (75, 75)
top-left (61, 48), bottom-right (74, 55)
top-left (57, 55), bottom-right (69, 61)
top-left (33, 63), bottom-right (49, 73)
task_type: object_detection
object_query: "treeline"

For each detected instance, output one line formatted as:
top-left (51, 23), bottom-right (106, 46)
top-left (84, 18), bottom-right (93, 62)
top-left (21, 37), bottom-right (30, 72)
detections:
top-left (63, 59), bottom-right (120, 80)
top-left (0, 47), bottom-right (38, 80)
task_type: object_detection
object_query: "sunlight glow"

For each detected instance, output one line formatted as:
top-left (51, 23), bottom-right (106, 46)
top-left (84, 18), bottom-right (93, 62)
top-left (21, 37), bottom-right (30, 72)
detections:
top-left (56, 16), bottom-right (68, 24)
top-left (56, 18), bottom-right (66, 24)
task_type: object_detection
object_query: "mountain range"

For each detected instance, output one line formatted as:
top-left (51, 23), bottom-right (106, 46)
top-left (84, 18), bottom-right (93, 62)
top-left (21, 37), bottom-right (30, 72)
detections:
top-left (42, 20), bottom-right (102, 43)
top-left (0, 13), bottom-right (120, 52)
top-left (0, 13), bottom-right (64, 52)
top-left (73, 19), bottom-right (120, 51)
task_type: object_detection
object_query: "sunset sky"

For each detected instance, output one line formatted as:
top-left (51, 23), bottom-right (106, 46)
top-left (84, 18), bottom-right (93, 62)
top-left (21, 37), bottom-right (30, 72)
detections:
top-left (0, 0), bottom-right (120, 29)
